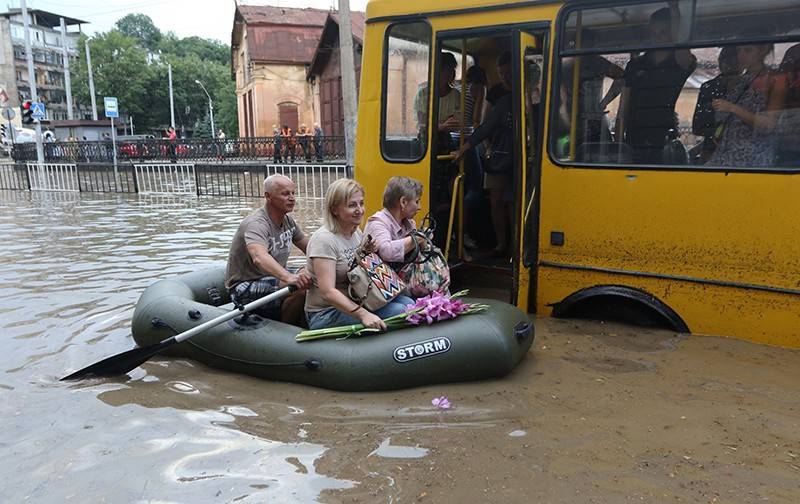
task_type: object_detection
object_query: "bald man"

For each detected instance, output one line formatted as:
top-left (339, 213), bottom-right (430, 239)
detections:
top-left (225, 174), bottom-right (312, 321)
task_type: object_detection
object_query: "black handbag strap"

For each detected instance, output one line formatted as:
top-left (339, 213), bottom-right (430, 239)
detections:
top-left (404, 229), bottom-right (439, 265)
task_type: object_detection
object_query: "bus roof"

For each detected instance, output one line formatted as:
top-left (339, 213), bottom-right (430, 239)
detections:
top-left (365, 0), bottom-right (563, 22)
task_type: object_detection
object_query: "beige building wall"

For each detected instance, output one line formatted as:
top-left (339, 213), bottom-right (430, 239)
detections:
top-left (234, 35), bottom-right (316, 136)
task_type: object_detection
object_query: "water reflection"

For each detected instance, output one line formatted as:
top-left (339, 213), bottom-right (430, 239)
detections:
top-left (0, 190), bottom-right (341, 502)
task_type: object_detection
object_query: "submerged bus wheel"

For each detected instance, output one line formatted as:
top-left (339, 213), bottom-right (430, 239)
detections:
top-left (551, 285), bottom-right (689, 333)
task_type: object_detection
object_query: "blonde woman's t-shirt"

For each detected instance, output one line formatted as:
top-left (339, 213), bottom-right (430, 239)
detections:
top-left (304, 227), bottom-right (363, 312)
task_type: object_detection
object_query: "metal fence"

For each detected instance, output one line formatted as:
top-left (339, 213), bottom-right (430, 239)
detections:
top-left (0, 161), bottom-right (350, 198)
top-left (11, 136), bottom-right (346, 164)
top-left (26, 163), bottom-right (80, 192)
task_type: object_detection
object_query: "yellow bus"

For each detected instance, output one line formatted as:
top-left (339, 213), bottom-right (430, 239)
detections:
top-left (354, 0), bottom-right (800, 348)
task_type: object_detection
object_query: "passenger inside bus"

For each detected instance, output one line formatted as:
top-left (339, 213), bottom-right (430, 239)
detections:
top-left (462, 65), bottom-right (488, 252)
top-left (690, 45), bottom-right (740, 164)
top-left (561, 29), bottom-right (624, 156)
top-left (414, 52), bottom-right (461, 150)
top-left (777, 43), bottom-right (800, 167)
top-left (616, 3), bottom-right (697, 164)
top-left (707, 44), bottom-right (788, 167)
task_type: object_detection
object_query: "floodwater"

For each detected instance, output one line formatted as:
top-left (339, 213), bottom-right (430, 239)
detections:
top-left (1, 190), bottom-right (799, 503)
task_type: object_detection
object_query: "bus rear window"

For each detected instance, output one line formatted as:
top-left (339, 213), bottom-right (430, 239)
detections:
top-left (555, 1), bottom-right (800, 170)
top-left (381, 21), bottom-right (432, 162)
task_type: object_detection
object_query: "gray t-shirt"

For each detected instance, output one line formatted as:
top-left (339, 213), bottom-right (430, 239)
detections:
top-left (225, 207), bottom-right (305, 290)
top-left (304, 227), bottom-right (362, 313)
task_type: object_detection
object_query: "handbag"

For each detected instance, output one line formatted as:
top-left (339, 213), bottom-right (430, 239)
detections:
top-left (347, 235), bottom-right (405, 312)
top-left (399, 229), bottom-right (451, 297)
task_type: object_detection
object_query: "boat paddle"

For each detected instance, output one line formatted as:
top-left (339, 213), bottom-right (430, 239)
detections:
top-left (61, 285), bottom-right (296, 381)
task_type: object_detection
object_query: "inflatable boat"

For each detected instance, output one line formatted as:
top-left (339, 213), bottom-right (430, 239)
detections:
top-left (131, 268), bottom-right (534, 391)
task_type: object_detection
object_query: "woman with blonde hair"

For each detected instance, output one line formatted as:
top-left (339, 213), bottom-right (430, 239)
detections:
top-left (305, 178), bottom-right (414, 330)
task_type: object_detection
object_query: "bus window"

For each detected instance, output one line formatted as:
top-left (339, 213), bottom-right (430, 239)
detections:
top-left (555, 0), bottom-right (800, 170)
top-left (381, 21), bottom-right (432, 162)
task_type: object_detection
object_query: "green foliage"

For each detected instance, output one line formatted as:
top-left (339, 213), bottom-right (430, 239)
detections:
top-left (194, 110), bottom-right (212, 139)
top-left (116, 14), bottom-right (162, 51)
top-left (74, 14), bottom-right (238, 137)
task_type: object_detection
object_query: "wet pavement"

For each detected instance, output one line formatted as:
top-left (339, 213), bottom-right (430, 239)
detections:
top-left (1, 190), bottom-right (799, 503)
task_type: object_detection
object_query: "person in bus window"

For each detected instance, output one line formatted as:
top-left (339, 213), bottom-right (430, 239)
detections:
top-left (561, 29), bottom-right (625, 155)
top-left (616, 3), bottom-right (697, 164)
top-left (776, 43), bottom-right (800, 167)
top-left (413, 51), bottom-right (461, 148)
top-left (708, 44), bottom-right (788, 167)
top-left (691, 46), bottom-right (740, 164)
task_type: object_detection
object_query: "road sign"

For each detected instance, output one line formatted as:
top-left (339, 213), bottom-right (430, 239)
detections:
top-left (104, 97), bottom-right (119, 118)
top-left (30, 102), bottom-right (45, 120)
top-left (1, 107), bottom-right (15, 120)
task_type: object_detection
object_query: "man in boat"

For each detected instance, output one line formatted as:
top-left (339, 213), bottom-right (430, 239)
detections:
top-left (225, 174), bottom-right (312, 323)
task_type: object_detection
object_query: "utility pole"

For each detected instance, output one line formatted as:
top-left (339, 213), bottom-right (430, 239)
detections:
top-left (60, 18), bottom-right (74, 120)
top-left (85, 39), bottom-right (97, 120)
top-left (195, 79), bottom-right (215, 139)
top-left (209, 100), bottom-right (215, 139)
top-left (21, 0), bottom-right (44, 168)
top-left (168, 63), bottom-right (175, 128)
top-left (337, 0), bottom-right (358, 169)
top-left (130, 115), bottom-right (134, 135)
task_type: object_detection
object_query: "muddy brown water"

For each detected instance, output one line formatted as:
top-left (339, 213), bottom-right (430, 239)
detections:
top-left (1, 190), bottom-right (799, 503)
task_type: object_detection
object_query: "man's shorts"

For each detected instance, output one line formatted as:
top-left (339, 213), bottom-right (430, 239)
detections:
top-left (230, 276), bottom-right (281, 319)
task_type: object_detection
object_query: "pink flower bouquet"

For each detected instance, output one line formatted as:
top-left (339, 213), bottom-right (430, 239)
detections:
top-left (295, 290), bottom-right (488, 342)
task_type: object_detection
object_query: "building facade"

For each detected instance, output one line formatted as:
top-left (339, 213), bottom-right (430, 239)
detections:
top-left (306, 13), bottom-right (364, 137)
top-left (0, 9), bottom-right (85, 127)
top-left (231, 5), bottom-right (329, 137)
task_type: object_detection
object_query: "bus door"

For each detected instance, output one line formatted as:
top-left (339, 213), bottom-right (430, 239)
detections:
top-left (431, 27), bottom-right (547, 311)
top-left (512, 29), bottom-right (547, 311)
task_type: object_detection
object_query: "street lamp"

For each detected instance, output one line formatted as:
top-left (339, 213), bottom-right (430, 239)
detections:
top-left (194, 79), bottom-right (215, 139)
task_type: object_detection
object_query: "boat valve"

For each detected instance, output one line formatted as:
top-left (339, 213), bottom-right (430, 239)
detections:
top-left (514, 322), bottom-right (534, 343)
top-left (151, 317), bottom-right (171, 329)
top-left (304, 357), bottom-right (323, 370)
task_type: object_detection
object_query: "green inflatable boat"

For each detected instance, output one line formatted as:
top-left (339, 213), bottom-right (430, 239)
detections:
top-left (131, 268), bottom-right (535, 391)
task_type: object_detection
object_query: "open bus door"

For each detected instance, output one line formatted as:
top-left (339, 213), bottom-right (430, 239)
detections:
top-left (434, 26), bottom-right (547, 313)
top-left (512, 29), bottom-right (547, 312)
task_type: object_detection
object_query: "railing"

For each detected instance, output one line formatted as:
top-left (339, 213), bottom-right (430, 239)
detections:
top-left (11, 136), bottom-right (347, 164)
top-left (0, 161), bottom-right (351, 198)
top-left (27, 163), bottom-right (79, 192)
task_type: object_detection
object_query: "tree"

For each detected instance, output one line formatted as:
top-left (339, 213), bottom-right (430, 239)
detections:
top-left (72, 31), bottom-right (157, 130)
top-left (116, 14), bottom-right (162, 51)
top-left (72, 15), bottom-right (239, 137)
top-left (161, 33), bottom-right (230, 65)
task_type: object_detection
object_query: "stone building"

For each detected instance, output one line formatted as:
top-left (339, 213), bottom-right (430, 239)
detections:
top-left (231, 5), bottom-right (329, 137)
top-left (306, 12), bottom-right (365, 137)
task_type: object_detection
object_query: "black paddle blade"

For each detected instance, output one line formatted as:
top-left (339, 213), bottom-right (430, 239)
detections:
top-left (60, 339), bottom-right (175, 381)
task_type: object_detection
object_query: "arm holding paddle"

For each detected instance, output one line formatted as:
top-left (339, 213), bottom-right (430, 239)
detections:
top-left (246, 243), bottom-right (311, 290)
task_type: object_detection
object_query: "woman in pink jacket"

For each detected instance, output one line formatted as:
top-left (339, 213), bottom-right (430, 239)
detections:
top-left (364, 176), bottom-right (426, 267)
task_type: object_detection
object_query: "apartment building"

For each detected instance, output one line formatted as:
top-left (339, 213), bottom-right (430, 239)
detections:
top-left (0, 9), bottom-right (86, 122)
